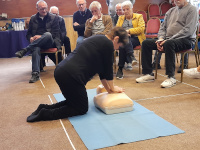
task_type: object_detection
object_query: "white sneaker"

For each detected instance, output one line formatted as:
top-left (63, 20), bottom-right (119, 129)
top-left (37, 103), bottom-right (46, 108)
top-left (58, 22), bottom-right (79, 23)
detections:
top-left (183, 68), bottom-right (200, 79)
top-left (136, 74), bottom-right (155, 83)
top-left (132, 59), bottom-right (137, 66)
top-left (161, 77), bottom-right (176, 88)
top-left (125, 63), bottom-right (133, 70)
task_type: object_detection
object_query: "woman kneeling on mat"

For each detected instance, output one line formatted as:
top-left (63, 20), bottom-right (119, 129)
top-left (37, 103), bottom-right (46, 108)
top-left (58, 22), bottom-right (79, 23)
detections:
top-left (27, 27), bottom-right (129, 122)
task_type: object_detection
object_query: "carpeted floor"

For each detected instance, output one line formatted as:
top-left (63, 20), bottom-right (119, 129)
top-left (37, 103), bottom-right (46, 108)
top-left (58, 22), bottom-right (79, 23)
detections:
top-left (0, 53), bottom-right (200, 150)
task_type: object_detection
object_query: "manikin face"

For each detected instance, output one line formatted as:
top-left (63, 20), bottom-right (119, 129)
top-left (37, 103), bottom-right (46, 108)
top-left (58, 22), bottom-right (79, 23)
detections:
top-left (122, 5), bottom-right (133, 18)
top-left (91, 7), bottom-right (102, 18)
top-left (174, 0), bottom-right (187, 8)
top-left (37, 2), bottom-right (48, 17)
top-left (116, 4), bottom-right (124, 16)
top-left (77, 0), bottom-right (86, 12)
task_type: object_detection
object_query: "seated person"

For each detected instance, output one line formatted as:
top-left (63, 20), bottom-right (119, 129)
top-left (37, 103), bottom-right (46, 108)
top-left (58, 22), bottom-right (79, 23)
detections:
top-left (49, 6), bottom-right (71, 56)
top-left (106, 0), bottom-right (135, 20)
top-left (136, 0), bottom-right (198, 88)
top-left (115, 1), bottom-right (145, 79)
top-left (15, 0), bottom-right (61, 83)
top-left (84, 1), bottom-right (113, 38)
top-left (152, 0), bottom-right (188, 72)
top-left (183, 65), bottom-right (200, 79)
top-left (41, 6), bottom-right (71, 69)
top-left (73, 0), bottom-right (92, 46)
top-left (112, 3), bottom-right (124, 26)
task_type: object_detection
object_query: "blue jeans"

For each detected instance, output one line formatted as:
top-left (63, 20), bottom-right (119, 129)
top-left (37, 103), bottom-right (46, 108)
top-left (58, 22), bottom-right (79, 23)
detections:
top-left (26, 32), bottom-right (56, 73)
top-left (76, 36), bottom-right (85, 47)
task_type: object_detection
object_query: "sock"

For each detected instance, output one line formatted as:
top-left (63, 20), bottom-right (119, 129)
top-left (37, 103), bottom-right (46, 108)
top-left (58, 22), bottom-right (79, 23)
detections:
top-left (27, 108), bottom-right (53, 122)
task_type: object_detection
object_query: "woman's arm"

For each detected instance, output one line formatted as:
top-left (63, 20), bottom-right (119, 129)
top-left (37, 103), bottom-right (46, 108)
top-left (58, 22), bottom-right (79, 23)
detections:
top-left (101, 79), bottom-right (124, 93)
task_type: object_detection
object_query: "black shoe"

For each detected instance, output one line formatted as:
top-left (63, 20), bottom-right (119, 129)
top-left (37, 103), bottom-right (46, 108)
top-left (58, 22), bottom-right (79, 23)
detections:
top-left (116, 69), bottom-right (123, 79)
top-left (177, 65), bottom-right (187, 73)
top-left (15, 48), bottom-right (28, 58)
top-left (152, 63), bottom-right (161, 70)
top-left (40, 68), bottom-right (46, 72)
top-left (29, 72), bottom-right (40, 83)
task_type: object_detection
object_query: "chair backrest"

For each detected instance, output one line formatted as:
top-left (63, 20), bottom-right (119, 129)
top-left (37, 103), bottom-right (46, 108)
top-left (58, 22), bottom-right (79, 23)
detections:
top-left (160, 1), bottom-right (172, 16)
top-left (148, 4), bottom-right (160, 18)
top-left (146, 17), bottom-right (161, 34)
top-left (136, 10), bottom-right (148, 24)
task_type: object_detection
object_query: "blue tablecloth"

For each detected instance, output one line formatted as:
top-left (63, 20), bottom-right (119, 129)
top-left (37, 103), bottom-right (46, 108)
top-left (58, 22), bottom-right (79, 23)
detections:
top-left (0, 30), bottom-right (29, 58)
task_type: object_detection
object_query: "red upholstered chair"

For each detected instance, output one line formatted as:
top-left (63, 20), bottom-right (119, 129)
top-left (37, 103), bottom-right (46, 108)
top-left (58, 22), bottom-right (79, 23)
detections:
top-left (145, 17), bottom-right (161, 39)
top-left (136, 10), bottom-right (148, 27)
top-left (160, 1), bottom-right (172, 16)
top-left (155, 27), bottom-right (199, 82)
top-left (148, 4), bottom-right (164, 19)
top-left (41, 46), bottom-right (64, 66)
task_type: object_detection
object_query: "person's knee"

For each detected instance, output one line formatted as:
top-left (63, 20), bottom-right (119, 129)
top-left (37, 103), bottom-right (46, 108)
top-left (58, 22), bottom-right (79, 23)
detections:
top-left (142, 39), bottom-right (153, 46)
top-left (43, 32), bottom-right (52, 38)
top-left (79, 106), bottom-right (88, 115)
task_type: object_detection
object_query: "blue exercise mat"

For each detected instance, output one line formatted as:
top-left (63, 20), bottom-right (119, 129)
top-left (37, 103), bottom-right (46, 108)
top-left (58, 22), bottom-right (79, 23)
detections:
top-left (54, 89), bottom-right (184, 150)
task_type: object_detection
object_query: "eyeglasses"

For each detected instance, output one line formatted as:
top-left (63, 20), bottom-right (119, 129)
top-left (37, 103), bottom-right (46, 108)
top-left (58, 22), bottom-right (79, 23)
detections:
top-left (38, 7), bottom-right (48, 11)
top-left (78, 3), bottom-right (86, 7)
top-left (116, 9), bottom-right (122, 12)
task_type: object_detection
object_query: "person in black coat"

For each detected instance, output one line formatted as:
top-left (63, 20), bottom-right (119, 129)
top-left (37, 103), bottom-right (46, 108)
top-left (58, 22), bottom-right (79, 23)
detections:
top-left (15, 0), bottom-right (61, 83)
top-left (40, 6), bottom-right (72, 70)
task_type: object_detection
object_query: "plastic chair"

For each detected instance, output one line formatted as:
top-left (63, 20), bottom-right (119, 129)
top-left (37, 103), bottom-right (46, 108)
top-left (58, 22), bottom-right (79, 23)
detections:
top-left (160, 1), bottom-right (172, 16)
top-left (145, 17), bottom-right (161, 39)
top-left (155, 27), bottom-right (199, 82)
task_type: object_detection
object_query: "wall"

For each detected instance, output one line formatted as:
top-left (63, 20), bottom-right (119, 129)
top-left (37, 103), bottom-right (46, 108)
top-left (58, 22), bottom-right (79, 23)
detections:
top-left (0, 0), bottom-right (167, 19)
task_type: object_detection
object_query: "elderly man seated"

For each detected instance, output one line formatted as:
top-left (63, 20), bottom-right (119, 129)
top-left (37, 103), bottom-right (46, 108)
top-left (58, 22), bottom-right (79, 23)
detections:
top-left (84, 1), bottom-right (113, 38)
top-left (136, 0), bottom-right (198, 88)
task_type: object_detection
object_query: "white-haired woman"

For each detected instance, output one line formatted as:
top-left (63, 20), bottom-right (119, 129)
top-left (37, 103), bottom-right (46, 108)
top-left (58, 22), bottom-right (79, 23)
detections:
top-left (116, 1), bottom-right (146, 79)
top-left (84, 1), bottom-right (113, 37)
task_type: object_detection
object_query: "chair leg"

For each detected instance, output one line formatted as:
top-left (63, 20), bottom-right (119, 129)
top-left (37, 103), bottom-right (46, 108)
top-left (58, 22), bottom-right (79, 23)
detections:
top-left (176, 53), bottom-right (179, 64)
top-left (181, 53), bottom-right (185, 82)
top-left (55, 52), bottom-right (58, 66)
top-left (155, 51), bottom-right (159, 79)
top-left (139, 50), bottom-right (141, 74)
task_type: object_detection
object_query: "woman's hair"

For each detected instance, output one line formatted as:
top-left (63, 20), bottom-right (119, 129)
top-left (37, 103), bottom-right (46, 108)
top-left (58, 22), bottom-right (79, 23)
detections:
top-left (89, 1), bottom-right (102, 10)
top-left (107, 27), bottom-right (129, 46)
top-left (121, 1), bottom-right (133, 9)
